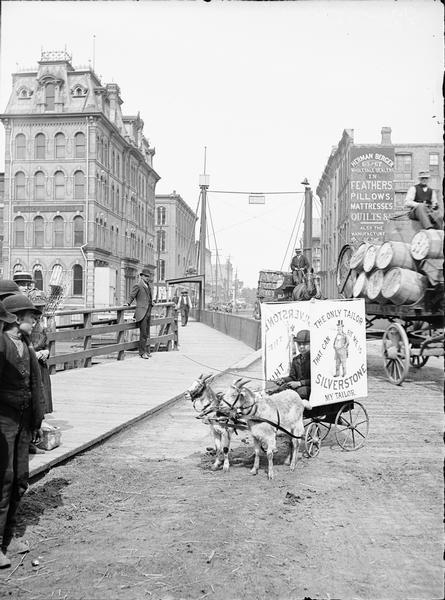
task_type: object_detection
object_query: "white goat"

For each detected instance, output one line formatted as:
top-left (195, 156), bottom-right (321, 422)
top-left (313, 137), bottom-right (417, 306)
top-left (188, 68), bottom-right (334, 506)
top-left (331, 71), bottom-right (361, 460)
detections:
top-left (184, 374), bottom-right (242, 472)
top-left (225, 383), bottom-right (311, 480)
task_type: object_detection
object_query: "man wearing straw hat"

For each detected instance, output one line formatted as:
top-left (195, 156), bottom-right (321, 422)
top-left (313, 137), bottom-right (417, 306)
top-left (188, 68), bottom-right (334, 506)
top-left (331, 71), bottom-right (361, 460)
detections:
top-left (405, 171), bottom-right (442, 230)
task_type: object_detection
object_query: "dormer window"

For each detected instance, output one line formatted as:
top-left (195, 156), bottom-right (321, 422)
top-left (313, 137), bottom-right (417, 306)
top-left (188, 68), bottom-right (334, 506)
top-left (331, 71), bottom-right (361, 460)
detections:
top-left (71, 84), bottom-right (87, 97)
top-left (45, 82), bottom-right (55, 110)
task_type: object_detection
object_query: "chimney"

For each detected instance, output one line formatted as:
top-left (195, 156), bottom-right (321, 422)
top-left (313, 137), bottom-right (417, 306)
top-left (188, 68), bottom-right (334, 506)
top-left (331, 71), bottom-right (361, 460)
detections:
top-left (381, 126), bottom-right (392, 145)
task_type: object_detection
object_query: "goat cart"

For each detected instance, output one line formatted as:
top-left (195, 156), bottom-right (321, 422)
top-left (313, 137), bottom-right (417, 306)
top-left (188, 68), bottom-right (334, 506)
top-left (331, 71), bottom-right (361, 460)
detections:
top-left (365, 302), bottom-right (444, 386)
top-left (261, 298), bottom-right (370, 460)
top-left (303, 399), bottom-right (369, 458)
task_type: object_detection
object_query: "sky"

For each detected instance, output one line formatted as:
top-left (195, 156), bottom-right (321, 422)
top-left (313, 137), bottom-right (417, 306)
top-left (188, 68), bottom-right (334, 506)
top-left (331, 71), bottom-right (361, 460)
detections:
top-left (0, 0), bottom-right (443, 287)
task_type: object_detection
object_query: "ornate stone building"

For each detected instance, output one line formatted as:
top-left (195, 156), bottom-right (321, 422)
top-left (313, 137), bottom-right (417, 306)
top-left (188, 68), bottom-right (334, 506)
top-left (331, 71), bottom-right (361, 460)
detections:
top-left (154, 192), bottom-right (197, 299)
top-left (0, 50), bottom-right (160, 307)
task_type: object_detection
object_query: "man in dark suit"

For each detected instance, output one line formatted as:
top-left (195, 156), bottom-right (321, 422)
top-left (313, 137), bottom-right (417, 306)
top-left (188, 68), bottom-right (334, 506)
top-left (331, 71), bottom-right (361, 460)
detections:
top-left (127, 270), bottom-right (153, 359)
top-left (290, 248), bottom-right (310, 285)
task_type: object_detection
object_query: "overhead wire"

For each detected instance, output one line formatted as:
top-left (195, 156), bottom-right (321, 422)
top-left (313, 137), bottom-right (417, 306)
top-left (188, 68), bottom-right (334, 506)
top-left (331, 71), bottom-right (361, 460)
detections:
top-left (280, 198), bottom-right (304, 271)
top-left (207, 198), bottom-right (225, 301)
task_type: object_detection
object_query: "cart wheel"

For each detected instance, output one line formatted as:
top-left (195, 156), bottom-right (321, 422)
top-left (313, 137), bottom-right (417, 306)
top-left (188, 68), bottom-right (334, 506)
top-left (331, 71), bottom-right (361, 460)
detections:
top-left (315, 420), bottom-right (332, 440)
top-left (410, 354), bottom-right (429, 368)
top-left (334, 401), bottom-right (369, 451)
top-left (382, 322), bottom-right (410, 385)
top-left (304, 422), bottom-right (321, 458)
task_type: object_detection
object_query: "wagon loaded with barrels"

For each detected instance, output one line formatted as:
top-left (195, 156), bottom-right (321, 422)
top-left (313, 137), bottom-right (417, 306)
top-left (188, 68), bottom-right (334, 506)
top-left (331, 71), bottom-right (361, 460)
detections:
top-left (336, 215), bottom-right (444, 384)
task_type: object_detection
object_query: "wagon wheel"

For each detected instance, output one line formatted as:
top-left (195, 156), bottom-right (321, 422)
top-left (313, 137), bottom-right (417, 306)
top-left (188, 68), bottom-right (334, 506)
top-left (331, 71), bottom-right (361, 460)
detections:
top-left (313, 419), bottom-right (331, 440)
top-left (304, 422), bottom-right (321, 458)
top-left (410, 354), bottom-right (429, 368)
top-left (334, 401), bottom-right (369, 451)
top-left (336, 245), bottom-right (354, 298)
top-left (382, 322), bottom-right (410, 385)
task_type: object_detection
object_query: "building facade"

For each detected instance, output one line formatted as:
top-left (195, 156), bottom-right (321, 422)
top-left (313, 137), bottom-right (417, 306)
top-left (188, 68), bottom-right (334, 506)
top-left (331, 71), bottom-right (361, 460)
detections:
top-left (316, 127), bottom-right (443, 298)
top-left (0, 50), bottom-right (160, 308)
top-left (154, 192), bottom-right (197, 299)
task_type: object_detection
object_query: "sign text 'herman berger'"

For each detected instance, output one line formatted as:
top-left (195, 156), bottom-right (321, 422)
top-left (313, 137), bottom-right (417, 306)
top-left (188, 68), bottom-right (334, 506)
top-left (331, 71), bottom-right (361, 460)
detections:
top-left (349, 146), bottom-right (395, 243)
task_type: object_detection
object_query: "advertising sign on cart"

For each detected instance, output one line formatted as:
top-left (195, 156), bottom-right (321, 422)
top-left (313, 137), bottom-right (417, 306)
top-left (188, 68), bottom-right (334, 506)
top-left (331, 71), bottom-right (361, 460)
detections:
top-left (261, 299), bottom-right (367, 407)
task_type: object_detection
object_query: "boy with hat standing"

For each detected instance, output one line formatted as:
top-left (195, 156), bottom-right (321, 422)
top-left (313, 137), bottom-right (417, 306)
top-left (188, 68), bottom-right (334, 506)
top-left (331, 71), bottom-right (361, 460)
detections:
top-left (12, 272), bottom-right (34, 295)
top-left (127, 270), bottom-right (154, 359)
top-left (275, 329), bottom-right (311, 400)
top-left (405, 171), bottom-right (442, 230)
top-left (0, 295), bottom-right (44, 567)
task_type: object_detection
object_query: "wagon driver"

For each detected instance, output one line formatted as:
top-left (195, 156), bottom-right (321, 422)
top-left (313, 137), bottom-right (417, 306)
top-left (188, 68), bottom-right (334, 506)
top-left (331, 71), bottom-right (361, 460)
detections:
top-left (404, 170), bottom-right (443, 230)
top-left (274, 329), bottom-right (311, 400)
top-left (290, 248), bottom-right (310, 285)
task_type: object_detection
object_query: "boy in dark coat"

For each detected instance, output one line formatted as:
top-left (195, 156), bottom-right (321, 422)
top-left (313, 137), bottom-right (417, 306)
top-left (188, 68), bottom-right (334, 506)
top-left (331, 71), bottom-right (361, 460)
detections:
top-left (274, 329), bottom-right (311, 400)
top-left (0, 295), bottom-right (44, 568)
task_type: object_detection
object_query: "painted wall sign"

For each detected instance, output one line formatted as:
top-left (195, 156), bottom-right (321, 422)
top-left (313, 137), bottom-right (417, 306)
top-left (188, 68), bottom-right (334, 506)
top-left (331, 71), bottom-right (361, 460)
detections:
top-left (349, 146), bottom-right (395, 244)
top-left (261, 299), bottom-right (367, 407)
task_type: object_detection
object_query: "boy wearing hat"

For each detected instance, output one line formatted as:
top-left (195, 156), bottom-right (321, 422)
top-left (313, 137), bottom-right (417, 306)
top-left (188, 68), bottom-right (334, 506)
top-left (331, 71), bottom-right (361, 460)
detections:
top-left (0, 295), bottom-right (44, 567)
top-left (275, 329), bottom-right (311, 400)
top-left (127, 270), bottom-right (154, 359)
top-left (405, 171), bottom-right (442, 230)
top-left (333, 320), bottom-right (349, 378)
top-left (12, 272), bottom-right (34, 295)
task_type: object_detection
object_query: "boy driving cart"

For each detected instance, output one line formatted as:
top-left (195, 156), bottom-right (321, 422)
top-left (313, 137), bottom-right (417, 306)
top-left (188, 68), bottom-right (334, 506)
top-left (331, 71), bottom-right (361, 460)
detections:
top-left (270, 329), bottom-right (311, 400)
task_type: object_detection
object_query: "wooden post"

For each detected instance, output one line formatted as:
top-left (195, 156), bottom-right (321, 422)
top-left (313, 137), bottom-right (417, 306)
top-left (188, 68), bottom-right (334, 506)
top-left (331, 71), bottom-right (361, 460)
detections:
top-left (116, 308), bottom-right (126, 361)
top-left (83, 311), bottom-right (92, 368)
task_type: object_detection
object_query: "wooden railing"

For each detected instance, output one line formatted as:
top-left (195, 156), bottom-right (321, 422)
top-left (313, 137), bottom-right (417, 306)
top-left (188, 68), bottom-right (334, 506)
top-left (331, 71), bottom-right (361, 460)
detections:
top-left (46, 302), bottom-right (178, 373)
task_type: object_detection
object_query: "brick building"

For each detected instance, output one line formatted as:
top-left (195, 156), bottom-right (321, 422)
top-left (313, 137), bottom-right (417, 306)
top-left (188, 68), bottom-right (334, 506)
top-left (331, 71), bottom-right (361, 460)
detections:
top-left (0, 50), bottom-right (159, 307)
top-left (316, 127), bottom-right (443, 298)
top-left (154, 192), bottom-right (197, 299)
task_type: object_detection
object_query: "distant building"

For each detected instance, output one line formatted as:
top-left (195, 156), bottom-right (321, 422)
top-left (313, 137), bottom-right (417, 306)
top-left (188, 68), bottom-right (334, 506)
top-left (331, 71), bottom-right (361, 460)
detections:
top-left (211, 257), bottom-right (234, 303)
top-left (316, 127), bottom-right (443, 298)
top-left (312, 217), bottom-right (321, 273)
top-left (0, 50), bottom-right (160, 307)
top-left (154, 191), bottom-right (197, 299)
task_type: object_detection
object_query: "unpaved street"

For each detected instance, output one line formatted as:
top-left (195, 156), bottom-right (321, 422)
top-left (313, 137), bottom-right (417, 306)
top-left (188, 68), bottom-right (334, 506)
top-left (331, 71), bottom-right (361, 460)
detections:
top-left (0, 342), bottom-right (442, 600)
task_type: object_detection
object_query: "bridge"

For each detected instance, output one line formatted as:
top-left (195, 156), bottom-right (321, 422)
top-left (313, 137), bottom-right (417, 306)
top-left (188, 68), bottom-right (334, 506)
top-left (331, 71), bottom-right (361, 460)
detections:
top-left (30, 305), bottom-right (260, 478)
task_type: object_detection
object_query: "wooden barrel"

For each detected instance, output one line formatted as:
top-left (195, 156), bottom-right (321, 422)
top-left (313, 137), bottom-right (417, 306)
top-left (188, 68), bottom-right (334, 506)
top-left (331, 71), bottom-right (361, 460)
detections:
top-left (350, 242), bottom-right (370, 271)
top-left (381, 268), bottom-right (427, 305)
top-left (376, 241), bottom-right (416, 271)
top-left (410, 230), bottom-right (444, 261)
top-left (363, 244), bottom-right (380, 273)
top-left (353, 271), bottom-right (368, 298)
top-left (366, 269), bottom-right (386, 303)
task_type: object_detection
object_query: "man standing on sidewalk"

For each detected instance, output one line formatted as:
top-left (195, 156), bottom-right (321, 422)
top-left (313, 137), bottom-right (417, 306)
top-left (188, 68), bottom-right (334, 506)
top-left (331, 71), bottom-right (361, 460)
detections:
top-left (127, 270), bottom-right (154, 359)
top-left (177, 290), bottom-right (191, 327)
top-left (0, 295), bottom-right (44, 568)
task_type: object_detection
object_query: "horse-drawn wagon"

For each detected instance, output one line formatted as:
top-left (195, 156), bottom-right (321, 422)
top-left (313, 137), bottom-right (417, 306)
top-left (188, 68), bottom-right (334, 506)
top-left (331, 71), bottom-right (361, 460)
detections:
top-left (336, 214), bottom-right (444, 385)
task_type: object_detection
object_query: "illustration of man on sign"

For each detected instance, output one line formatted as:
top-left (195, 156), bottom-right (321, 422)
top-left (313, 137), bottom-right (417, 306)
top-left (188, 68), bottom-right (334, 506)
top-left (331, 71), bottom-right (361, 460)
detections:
top-left (333, 320), bottom-right (350, 377)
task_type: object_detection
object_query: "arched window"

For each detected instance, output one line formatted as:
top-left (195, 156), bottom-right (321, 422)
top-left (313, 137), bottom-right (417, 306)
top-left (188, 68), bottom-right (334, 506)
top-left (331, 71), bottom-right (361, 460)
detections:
top-left (15, 134), bottom-right (26, 159)
top-left (55, 133), bottom-right (65, 159)
top-left (35, 133), bottom-right (45, 159)
top-left (157, 206), bottom-right (166, 225)
top-left (45, 83), bottom-right (55, 110)
top-left (53, 216), bottom-right (64, 247)
top-left (74, 132), bottom-right (85, 158)
top-left (159, 259), bottom-right (166, 281)
top-left (54, 171), bottom-right (65, 199)
top-left (15, 172), bottom-right (26, 200)
top-left (72, 264), bottom-right (83, 295)
top-left (33, 216), bottom-right (44, 247)
top-left (14, 216), bottom-right (25, 247)
top-left (111, 185), bottom-right (114, 212)
top-left (74, 170), bottom-right (85, 199)
top-left (73, 216), bottom-right (84, 246)
top-left (157, 229), bottom-right (166, 252)
top-left (34, 171), bottom-right (45, 200)
top-left (33, 266), bottom-right (43, 291)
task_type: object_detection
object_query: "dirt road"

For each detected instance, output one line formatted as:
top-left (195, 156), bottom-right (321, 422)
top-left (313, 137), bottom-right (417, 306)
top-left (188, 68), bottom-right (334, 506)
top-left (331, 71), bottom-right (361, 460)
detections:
top-left (0, 342), bottom-right (442, 600)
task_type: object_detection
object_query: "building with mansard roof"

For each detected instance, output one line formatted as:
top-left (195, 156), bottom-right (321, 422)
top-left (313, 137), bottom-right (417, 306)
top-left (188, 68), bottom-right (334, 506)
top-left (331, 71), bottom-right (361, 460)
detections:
top-left (0, 50), bottom-right (160, 308)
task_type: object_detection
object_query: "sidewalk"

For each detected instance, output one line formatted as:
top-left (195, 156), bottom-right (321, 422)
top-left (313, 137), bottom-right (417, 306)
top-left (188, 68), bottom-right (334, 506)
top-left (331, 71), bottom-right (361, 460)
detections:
top-left (29, 320), bottom-right (257, 478)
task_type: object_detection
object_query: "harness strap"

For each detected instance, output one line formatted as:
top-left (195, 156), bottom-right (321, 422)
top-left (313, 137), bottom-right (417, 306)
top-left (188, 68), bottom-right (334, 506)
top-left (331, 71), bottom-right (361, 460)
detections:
top-left (247, 416), bottom-right (303, 439)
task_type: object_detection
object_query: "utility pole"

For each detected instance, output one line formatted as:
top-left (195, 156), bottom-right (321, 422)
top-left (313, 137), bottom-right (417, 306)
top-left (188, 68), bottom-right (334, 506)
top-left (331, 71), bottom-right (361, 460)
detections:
top-left (301, 178), bottom-right (313, 269)
top-left (156, 226), bottom-right (163, 301)
top-left (198, 148), bottom-right (209, 310)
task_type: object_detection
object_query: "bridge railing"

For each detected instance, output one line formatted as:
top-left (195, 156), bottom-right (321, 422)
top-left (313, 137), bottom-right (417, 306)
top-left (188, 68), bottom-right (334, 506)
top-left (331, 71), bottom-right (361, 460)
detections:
top-left (46, 302), bottom-right (178, 373)
top-left (194, 309), bottom-right (261, 350)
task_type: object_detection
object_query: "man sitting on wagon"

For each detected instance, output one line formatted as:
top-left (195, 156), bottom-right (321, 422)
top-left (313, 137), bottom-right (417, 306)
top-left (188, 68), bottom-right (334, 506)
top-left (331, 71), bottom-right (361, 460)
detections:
top-left (272, 329), bottom-right (311, 400)
top-left (290, 248), bottom-right (310, 285)
top-left (405, 170), bottom-right (443, 230)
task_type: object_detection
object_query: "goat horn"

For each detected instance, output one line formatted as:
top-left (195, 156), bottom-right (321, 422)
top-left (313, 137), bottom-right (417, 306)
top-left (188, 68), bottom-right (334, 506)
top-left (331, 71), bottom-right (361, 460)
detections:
top-left (233, 378), bottom-right (243, 386)
top-left (203, 374), bottom-right (213, 382)
top-left (238, 379), bottom-right (251, 388)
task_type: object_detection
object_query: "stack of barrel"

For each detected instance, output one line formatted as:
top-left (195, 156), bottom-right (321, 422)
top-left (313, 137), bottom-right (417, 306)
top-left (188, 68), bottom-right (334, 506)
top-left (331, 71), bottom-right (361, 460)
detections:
top-left (351, 227), bottom-right (443, 306)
